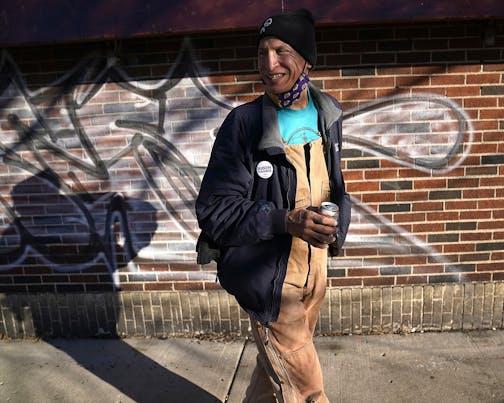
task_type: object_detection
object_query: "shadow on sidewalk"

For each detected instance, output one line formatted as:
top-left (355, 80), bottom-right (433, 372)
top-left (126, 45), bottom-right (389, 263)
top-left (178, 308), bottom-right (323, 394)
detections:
top-left (0, 170), bottom-right (220, 402)
top-left (47, 337), bottom-right (221, 403)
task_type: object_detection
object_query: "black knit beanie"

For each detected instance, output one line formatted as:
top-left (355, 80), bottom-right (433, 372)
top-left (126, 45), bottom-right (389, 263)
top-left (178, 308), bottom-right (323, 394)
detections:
top-left (257, 8), bottom-right (317, 67)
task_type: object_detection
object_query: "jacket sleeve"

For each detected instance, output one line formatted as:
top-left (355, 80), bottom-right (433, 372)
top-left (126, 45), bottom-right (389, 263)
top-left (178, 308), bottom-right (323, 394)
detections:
top-left (332, 115), bottom-right (352, 252)
top-left (195, 108), bottom-right (287, 247)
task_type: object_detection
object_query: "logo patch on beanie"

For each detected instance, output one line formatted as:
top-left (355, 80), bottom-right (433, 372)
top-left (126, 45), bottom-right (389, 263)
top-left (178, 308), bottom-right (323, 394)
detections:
top-left (259, 18), bottom-right (273, 34)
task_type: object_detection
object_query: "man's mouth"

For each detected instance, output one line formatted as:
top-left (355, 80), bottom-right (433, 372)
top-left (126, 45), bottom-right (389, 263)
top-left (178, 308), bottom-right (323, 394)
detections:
top-left (266, 73), bottom-right (285, 80)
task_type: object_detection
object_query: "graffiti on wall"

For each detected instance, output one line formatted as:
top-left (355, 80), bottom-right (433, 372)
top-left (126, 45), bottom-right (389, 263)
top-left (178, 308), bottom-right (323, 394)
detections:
top-left (0, 39), bottom-right (474, 284)
top-left (342, 93), bottom-right (474, 268)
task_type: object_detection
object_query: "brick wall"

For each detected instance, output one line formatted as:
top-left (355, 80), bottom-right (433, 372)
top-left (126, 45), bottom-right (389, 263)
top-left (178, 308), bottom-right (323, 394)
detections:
top-left (2, 283), bottom-right (503, 338)
top-left (0, 19), bottom-right (503, 337)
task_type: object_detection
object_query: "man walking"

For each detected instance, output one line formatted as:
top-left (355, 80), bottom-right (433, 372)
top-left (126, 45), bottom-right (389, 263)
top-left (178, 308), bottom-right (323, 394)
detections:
top-left (196, 8), bottom-right (351, 402)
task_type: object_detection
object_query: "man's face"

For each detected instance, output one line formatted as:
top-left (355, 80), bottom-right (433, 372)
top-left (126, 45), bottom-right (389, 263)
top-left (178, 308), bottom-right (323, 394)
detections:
top-left (258, 37), bottom-right (310, 96)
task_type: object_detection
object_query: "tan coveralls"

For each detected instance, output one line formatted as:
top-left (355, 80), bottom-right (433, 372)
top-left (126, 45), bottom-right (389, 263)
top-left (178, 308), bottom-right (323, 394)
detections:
top-left (245, 138), bottom-right (331, 403)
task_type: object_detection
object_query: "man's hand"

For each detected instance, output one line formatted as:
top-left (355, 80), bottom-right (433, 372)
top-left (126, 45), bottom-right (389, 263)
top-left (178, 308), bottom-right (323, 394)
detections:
top-left (285, 207), bottom-right (338, 249)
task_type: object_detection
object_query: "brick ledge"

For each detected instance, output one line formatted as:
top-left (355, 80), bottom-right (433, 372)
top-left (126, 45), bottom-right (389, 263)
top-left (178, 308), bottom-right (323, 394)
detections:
top-left (1, 282), bottom-right (503, 339)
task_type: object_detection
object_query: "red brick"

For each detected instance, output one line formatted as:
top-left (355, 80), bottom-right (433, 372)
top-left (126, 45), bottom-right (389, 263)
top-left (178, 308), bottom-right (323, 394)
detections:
top-left (344, 170), bottom-right (364, 181)
top-left (447, 86), bottom-right (481, 97)
top-left (330, 278), bottom-right (362, 287)
top-left (396, 191), bottom-right (429, 201)
top-left (479, 198), bottom-right (504, 209)
top-left (463, 273), bottom-right (492, 281)
top-left (203, 282), bottom-right (222, 290)
top-left (469, 143), bottom-right (498, 154)
top-left (412, 223), bottom-right (445, 232)
top-left (463, 189), bottom-right (495, 199)
top-left (445, 200), bottom-right (478, 210)
top-left (219, 83), bottom-right (254, 95)
top-left (376, 88), bottom-right (399, 98)
top-left (413, 202), bottom-right (444, 212)
top-left (414, 179), bottom-right (447, 189)
top-left (398, 168), bottom-right (431, 178)
top-left (431, 75), bottom-right (465, 85)
top-left (477, 263), bottom-right (504, 271)
top-left (447, 65), bottom-right (482, 73)
top-left (394, 213), bottom-right (426, 223)
top-left (145, 283), bottom-right (175, 291)
top-left (120, 284), bottom-right (145, 291)
top-left (466, 73), bottom-right (502, 84)
top-left (361, 257), bottom-right (395, 265)
top-left (480, 109), bottom-right (504, 119)
top-left (169, 263), bottom-right (199, 271)
top-left (493, 231), bottom-right (504, 239)
top-left (395, 256), bottom-right (428, 265)
top-left (412, 65), bottom-right (446, 75)
top-left (396, 75), bottom-right (430, 87)
top-left (345, 248), bottom-right (379, 257)
top-left (361, 193), bottom-right (395, 203)
top-left (472, 120), bottom-right (499, 130)
top-left (360, 76), bottom-right (395, 88)
top-left (483, 64), bottom-right (504, 71)
top-left (348, 268), bottom-right (379, 277)
top-left (347, 181), bottom-right (379, 192)
top-left (377, 66), bottom-right (412, 76)
top-left (396, 275), bottom-right (428, 284)
top-left (447, 178), bottom-right (480, 188)
top-left (478, 220), bottom-right (504, 230)
top-left (174, 282), bottom-right (204, 290)
top-left (413, 265), bottom-right (444, 274)
top-left (311, 70), bottom-right (341, 79)
top-left (464, 97), bottom-right (497, 108)
top-left (460, 210), bottom-right (492, 220)
top-left (426, 211), bottom-right (459, 221)
top-left (363, 277), bottom-right (395, 286)
top-left (341, 88), bottom-right (376, 101)
top-left (461, 232), bottom-right (492, 241)
top-left (492, 251), bottom-right (504, 260)
top-left (324, 78), bottom-right (358, 89)
top-left (364, 169), bottom-right (400, 180)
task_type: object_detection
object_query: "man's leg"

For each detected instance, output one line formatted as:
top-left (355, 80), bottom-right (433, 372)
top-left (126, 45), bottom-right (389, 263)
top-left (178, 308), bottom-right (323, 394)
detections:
top-left (249, 318), bottom-right (299, 403)
top-left (249, 280), bottom-right (329, 403)
top-left (243, 352), bottom-right (278, 403)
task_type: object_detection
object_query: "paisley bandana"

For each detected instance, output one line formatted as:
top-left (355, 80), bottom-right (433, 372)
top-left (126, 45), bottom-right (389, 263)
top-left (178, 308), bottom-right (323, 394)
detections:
top-left (277, 72), bottom-right (310, 108)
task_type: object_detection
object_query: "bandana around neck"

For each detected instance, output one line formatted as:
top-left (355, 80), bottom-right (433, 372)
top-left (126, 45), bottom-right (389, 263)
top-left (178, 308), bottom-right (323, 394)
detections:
top-left (277, 72), bottom-right (310, 108)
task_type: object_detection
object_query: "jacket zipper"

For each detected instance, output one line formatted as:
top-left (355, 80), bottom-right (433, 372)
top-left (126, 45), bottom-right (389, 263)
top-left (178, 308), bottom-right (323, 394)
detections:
top-left (304, 142), bottom-right (312, 287)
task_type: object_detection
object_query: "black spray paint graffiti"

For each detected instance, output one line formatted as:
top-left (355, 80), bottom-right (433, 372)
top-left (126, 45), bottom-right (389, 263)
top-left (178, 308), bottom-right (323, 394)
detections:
top-left (0, 39), bottom-right (474, 284)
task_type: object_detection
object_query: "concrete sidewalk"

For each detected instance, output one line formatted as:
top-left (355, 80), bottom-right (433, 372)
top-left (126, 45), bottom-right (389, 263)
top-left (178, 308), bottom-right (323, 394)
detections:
top-left (1, 331), bottom-right (503, 403)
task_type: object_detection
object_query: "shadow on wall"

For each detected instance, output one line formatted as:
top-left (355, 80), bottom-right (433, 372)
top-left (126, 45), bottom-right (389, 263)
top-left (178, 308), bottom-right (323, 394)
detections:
top-left (0, 170), bottom-right (219, 401)
top-left (0, 168), bottom-right (158, 286)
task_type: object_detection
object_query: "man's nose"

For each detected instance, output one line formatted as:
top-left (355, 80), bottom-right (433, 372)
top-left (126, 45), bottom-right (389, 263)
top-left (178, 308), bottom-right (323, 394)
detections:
top-left (264, 51), bottom-right (279, 71)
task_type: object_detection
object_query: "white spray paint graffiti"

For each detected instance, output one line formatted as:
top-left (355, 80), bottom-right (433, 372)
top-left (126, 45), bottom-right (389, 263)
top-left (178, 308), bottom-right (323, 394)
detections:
top-left (340, 93), bottom-right (474, 268)
top-left (343, 93), bottom-right (474, 174)
top-left (0, 39), bottom-right (475, 284)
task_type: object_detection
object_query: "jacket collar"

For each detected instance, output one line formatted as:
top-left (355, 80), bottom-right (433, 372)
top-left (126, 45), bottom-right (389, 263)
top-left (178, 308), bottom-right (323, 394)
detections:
top-left (258, 83), bottom-right (343, 153)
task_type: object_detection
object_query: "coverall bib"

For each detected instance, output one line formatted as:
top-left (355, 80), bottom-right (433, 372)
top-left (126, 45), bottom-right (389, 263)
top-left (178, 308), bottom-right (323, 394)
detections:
top-left (246, 137), bottom-right (331, 403)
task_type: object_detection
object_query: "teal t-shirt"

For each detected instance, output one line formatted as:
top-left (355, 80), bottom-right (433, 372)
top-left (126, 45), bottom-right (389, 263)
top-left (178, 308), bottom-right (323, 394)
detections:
top-left (277, 91), bottom-right (319, 145)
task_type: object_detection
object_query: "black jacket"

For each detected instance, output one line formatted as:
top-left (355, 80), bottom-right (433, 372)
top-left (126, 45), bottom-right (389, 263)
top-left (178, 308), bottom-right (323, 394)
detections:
top-left (196, 84), bottom-right (351, 324)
